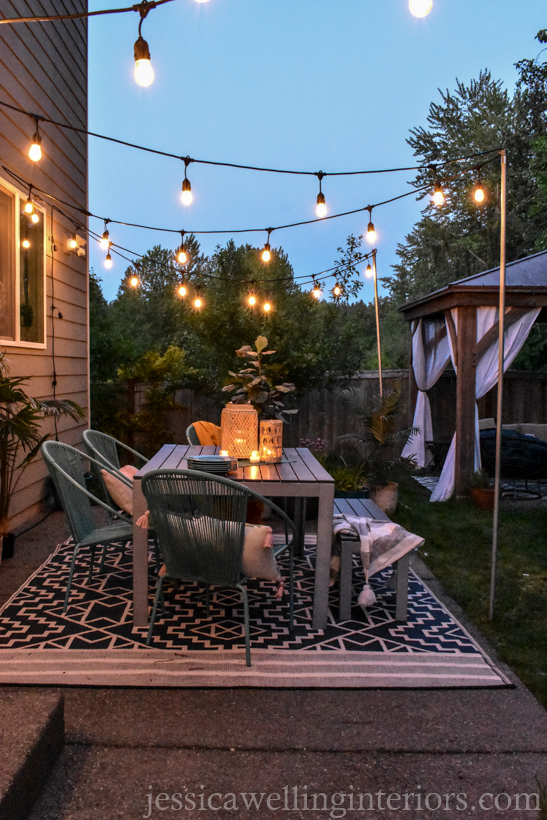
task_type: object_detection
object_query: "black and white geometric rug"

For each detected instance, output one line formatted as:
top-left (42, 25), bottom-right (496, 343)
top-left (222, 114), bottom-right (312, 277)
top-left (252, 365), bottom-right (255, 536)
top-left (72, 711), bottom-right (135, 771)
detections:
top-left (0, 538), bottom-right (510, 688)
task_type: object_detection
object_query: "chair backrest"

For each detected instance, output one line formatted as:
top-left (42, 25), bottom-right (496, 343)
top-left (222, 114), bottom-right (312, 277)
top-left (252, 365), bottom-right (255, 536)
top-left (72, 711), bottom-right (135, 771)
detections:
top-left (185, 425), bottom-right (201, 445)
top-left (186, 421), bottom-right (222, 446)
top-left (41, 440), bottom-right (97, 543)
top-left (83, 430), bottom-right (122, 471)
top-left (141, 469), bottom-right (249, 587)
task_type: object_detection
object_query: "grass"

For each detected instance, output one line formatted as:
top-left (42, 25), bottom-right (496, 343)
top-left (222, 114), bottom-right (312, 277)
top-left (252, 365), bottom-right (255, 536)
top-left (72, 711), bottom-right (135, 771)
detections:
top-left (393, 475), bottom-right (547, 708)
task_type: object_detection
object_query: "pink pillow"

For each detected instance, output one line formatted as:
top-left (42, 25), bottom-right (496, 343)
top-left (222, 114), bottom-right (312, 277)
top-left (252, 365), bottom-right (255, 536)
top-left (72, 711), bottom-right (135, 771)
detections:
top-left (101, 465), bottom-right (137, 515)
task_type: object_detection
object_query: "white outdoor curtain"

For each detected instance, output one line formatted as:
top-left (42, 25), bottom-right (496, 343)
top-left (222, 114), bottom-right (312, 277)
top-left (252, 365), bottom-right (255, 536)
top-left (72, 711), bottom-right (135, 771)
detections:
top-left (431, 306), bottom-right (540, 502)
top-left (402, 317), bottom-right (451, 467)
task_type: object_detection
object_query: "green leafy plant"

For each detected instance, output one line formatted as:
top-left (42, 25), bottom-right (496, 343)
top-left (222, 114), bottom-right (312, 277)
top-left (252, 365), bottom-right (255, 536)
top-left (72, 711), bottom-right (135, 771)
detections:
top-left (0, 351), bottom-right (84, 537)
top-left (222, 335), bottom-right (297, 420)
top-left (338, 383), bottom-right (418, 490)
top-left (468, 469), bottom-right (492, 490)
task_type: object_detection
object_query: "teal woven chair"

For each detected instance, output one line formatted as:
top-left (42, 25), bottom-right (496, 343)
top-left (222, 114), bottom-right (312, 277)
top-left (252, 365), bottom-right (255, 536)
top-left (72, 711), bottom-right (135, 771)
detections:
top-left (41, 441), bottom-right (134, 613)
top-left (83, 430), bottom-right (148, 511)
top-left (141, 469), bottom-right (296, 666)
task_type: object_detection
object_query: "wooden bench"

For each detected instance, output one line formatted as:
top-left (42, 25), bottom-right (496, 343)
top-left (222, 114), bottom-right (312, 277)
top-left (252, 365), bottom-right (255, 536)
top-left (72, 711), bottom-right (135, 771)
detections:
top-left (334, 497), bottom-right (410, 623)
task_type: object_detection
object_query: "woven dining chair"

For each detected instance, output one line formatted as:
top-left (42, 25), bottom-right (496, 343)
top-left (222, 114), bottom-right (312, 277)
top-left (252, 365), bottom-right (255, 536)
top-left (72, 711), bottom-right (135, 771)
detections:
top-left (141, 468), bottom-right (296, 666)
top-left (41, 440), bottom-right (134, 613)
top-left (83, 430), bottom-right (148, 509)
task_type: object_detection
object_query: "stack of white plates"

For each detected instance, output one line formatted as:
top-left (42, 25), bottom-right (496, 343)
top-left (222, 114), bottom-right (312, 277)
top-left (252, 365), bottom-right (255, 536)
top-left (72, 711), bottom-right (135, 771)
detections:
top-left (187, 455), bottom-right (238, 474)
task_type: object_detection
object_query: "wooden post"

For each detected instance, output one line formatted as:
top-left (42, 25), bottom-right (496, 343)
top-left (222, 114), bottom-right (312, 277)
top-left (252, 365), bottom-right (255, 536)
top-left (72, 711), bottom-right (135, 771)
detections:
top-left (454, 306), bottom-right (477, 496)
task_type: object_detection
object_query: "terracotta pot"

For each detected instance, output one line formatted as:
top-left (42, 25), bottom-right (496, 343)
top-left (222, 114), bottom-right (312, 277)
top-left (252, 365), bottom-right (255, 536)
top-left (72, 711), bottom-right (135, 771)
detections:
top-left (369, 481), bottom-right (398, 514)
top-left (470, 487), bottom-right (494, 511)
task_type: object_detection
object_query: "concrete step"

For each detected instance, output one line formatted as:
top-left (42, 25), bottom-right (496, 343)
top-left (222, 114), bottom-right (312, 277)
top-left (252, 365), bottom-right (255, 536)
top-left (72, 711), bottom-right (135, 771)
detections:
top-left (0, 690), bottom-right (64, 820)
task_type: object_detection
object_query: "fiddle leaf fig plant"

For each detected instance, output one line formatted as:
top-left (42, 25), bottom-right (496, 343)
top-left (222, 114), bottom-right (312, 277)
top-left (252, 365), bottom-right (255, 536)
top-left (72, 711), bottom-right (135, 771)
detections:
top-left (222, 335), bottom-right (297, 421)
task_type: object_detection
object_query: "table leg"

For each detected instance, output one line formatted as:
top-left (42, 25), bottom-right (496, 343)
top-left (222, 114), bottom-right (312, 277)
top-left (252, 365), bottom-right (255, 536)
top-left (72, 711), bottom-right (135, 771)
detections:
top-left (133, 479), bottom-right (149, 626)
top-left (312, 482), bottom-right (335, 630)
top-left (395, 553), bottom-right (410, 623)
top-left (294, 497), bottom-right (305, 557)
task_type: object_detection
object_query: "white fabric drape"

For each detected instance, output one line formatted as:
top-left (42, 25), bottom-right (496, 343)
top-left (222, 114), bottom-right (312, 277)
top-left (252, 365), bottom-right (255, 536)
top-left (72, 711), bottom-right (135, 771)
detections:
top-left (402, 317), bottom-right (451, 467)
top-left (431, 307), bottom-right (540, 502)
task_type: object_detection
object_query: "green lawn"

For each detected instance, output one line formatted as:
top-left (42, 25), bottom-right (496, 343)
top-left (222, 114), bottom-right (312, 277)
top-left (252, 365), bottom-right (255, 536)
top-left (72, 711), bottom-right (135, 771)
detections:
top-left (393, 476), bottom-right (547, 708)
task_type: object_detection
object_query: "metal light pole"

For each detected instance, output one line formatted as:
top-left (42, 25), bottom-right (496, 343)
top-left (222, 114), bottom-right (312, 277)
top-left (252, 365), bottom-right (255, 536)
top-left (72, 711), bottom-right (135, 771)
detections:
top-left (489, 148), bottom-right (507, 621)
top-left (372, 249), bottom-right (383, 396)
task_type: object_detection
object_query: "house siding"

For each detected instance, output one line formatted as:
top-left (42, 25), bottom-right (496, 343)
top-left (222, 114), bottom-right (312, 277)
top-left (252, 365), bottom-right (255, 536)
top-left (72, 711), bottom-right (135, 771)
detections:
top-left (0, 0), bottom-right (88, 529)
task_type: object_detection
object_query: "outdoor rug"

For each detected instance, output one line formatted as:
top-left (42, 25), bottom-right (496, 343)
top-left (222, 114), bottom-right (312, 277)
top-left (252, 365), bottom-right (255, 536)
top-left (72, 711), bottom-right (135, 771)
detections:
top-left (0, 537), bottom-right (510, 688)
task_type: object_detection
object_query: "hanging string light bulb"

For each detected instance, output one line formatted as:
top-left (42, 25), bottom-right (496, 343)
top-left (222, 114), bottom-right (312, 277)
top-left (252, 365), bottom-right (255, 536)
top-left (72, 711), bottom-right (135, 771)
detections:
top-left (105, 248), bottom-right (113, 269)
top-left (28, 118), bottom-right (42, 162)
top-left (366, 206), bottom-right (376, 243)
top-left (365, 261), bottom-right (373, 278)
top-left (68, 234), bottom-right (78, 250)
top-left (194, 286), bottom-right (203, 309)
top-left (409, 0), bottom-right (433, 17)
top-left (474, 168), bottom-right (485, 203)
top-left (177, 281), bottom-right (187, 298)
top-left (176, 230), bottom-right (188, 264)
top-left (134, 4), bottom-right (154, 87)
top-left (130, 275), bottom-right (139, 288)
top-left (311, 277), bottom-right (322, 299)
top-left (263, 298), bottom-right (272, 313)
top-left (315, 172), bottom-right (327, 218)
top-left (431, 168), bottom-right (445, 206)
top-left (261, 228), bottom-right (273, 262)
top-left (247, 283), bottom-right (257, 307)
top-left (31, 212), bottom-right (39, 224)
top-left (24, 187), bottom-right (34, 214)
top-left (100, 220), bottom-right (110, 251)
top-left (181, 157), bottom-right (193, 206)
top-left (22, 238), bottom-right (30, 249)
top-left (333, 283), bottom-right (342, 298)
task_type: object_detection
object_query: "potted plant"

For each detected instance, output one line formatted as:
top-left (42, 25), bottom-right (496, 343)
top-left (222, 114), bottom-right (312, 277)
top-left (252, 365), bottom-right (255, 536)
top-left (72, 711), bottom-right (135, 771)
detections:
top-left (338, 383), bottom-right (418, 514)
top-left (468, 469), bottom-right (494, 510)
top-left (0, 351), bottom-right (84, 560)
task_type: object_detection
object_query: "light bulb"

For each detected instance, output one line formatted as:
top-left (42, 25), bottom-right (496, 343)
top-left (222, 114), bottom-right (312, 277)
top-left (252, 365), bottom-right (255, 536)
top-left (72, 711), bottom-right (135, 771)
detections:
top-left (69, 235), bottom-right (78, 250)
top-left (248, 294), bottom-right (256, 307)
top-left (263, 301), bottom-right (271, 313)
top-left (432, 181), bottom-right (444, 206)
top-left (194, 296), bottom-right (202, 308)
top-left (262, 243), bottom-right (271, 263)
top-left (333, 284), bottom-right (342, 297)
top-left (194, 0), bottom-right (210, 3)
top-left (134, 36), bottom-right (154, 86)
top-left (366, 221), bottom-right (376, 244)
top-left (177, 247), bottom-right (187, 264)
top-left (130, 275), bottom-right (139, 288)
top-left (409, 0), bottom-right (433, 17)
top-left (31, 213), bottom-right (39, 224)
top-left (181, 178), bottom-right (193, 206)
top-left (24, 198), bottom-right (34, 214)
top-left (100, 230), bottom-right (110, 250)
top-left (312, 286), bottom-right (321, 299)
top-left (474, 186), bottom-right (485, 203)
top-left (365, 263), bottom-right (373, 278)
top-left (29, 135), bottom-right (42, 162)
top-left (105, 252), bottom-right (112, 269)
top-left (316, 192), bottom-right (327, 218)
top-left (177, 284), bottom-right (187, 297)
top-left (22, 239), bottom-right (30, 249)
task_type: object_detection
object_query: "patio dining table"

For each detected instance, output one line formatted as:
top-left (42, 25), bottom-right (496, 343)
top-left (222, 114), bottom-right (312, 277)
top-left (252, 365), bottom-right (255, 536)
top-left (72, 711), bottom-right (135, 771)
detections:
top-left (132, 445), bottom-right (335, 630)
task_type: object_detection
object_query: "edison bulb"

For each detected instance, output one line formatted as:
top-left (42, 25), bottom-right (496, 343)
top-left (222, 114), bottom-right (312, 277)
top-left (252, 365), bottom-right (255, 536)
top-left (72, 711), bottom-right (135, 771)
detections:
top-left (178, 284), bottom-right (187, 297)
top-left (409, 0), bottom-right (433, 17)
top-left (130, 276), bottom-right (139, 288)
top-left (333, 284), bottom-right (341, 297)
top-left (366, 222), bottom-right (376, 244)
top-left (474, 186), bottom-right (485, 203)
top-left (365, 263), bottom-right (373, 278)
top-left (316, 201), bottom-right (327, 218)
top-left (100, 232), bottom-right (110, 250)
top-left (432, 182), bottom-right (444, 206)
top-left (134, 58), bottom-right (154, 87)
top-left (312, 287), bottom-right (321, 299)
top-left (22, 239), bottom-right (30, 249)
top-left (248, 294), bottom-right (256, 306)
top-left (69, 236), bottom-right (78, 250)
top-left (105, 253), bottom-right (113, 269)
top-left (262, 246), bottom-right (271, 263)
top-left (177, 248), bottom-right (188, 264)
top-left (29, 140), bottom-right (42, 162)
top-left (24, 199), bottom-right (34, 214)
top-left (31, 213), bottom-right (39, 224)
top-left (181, 178), bottom-right (193, 206)
top-left (194, 296), bottom-right (202, 308)
top-left (263, 301), bottom-right (271, 312)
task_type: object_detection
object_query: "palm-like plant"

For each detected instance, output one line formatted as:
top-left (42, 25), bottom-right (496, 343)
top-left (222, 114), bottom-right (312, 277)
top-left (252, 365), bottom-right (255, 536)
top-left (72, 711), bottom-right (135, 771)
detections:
top-left (0, 352), bottom-right (84, 538)
top-left (338, 383), bottom-right (418, 489)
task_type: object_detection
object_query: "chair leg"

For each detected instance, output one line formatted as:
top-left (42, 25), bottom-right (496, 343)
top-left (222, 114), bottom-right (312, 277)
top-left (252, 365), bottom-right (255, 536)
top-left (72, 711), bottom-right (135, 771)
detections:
top-left (98, 543), bottom-right (108, 575)
top-left (237, 584), bottom-right (251, 667)
top-left (395, 554), bottom-right (410, 623)
top-left (64, 545), bottom-right (81, 613)
top-left (87, 545), bottom-right (97, 582)
top-left (151, 532), bottom-right (161, 574)
top-left (146, 578), bottom-right (164, 646)
top-left (339, 539), bottom-right (355, 621)
top-left (289, 544), bottom-right (294, 632)
top-left (205, 584), bottom-right (211, 617)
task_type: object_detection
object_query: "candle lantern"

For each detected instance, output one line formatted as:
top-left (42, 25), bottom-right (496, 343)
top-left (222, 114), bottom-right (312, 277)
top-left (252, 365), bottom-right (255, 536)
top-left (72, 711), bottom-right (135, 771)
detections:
top-left (259, 419), bottom-right (283, 464)
top-left (220, 403), bottom-right (258, 458)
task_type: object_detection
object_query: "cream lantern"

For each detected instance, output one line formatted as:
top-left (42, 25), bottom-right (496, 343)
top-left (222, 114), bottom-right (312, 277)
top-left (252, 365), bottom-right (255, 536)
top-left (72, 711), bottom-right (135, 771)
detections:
top-left (220, 403), bottom-right (258, 458)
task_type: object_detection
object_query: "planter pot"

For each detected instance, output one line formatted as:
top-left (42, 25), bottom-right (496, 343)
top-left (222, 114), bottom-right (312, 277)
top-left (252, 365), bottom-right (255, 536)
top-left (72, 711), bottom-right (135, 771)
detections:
top-left (470, 487), bottom-right (494, 511)
top-left (369, 481), bottom-right (399, 515)
top-left (1, 532), bottom-right (15, 560)
top-left (334, 489), bottom-right (370, 499)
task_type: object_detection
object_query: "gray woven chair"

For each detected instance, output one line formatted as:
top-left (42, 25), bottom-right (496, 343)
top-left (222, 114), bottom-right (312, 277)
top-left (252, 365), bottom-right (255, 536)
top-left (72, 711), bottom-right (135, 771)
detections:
top-left (82, 430), bottom-right (148, 511)
top-left (141, 469), bottom-right (296, 666)
top-left (41, 440), bottom-right (133, 613)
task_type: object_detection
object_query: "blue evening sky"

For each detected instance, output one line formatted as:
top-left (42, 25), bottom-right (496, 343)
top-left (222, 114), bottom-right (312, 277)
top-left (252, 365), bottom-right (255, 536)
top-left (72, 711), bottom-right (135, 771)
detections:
top-left (88, 0), bottom-right (547, 302)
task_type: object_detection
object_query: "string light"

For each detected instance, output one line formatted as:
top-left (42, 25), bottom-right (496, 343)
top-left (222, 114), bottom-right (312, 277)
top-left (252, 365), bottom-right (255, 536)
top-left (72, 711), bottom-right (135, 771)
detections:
top-left (311, 276), bottom-right (322, 299)
top-left (105, 250), bottom-right (113, 269)
top-left (261, 229), bottom-right (273, 263)
top-left (68, 234), bottom-right (78, 250)
top-left (333, 283), bottom-right (342, 298)
top-left (366, 206), bottom-right (376, 243)
top-left (23, 196), bottom-right (34, 215)
top-left (134, 4), bottom-right (154, 87)
top-left (409, 0), bottom-right (433, 17)
top-left (176, 231), bottom-right (188, 263)
top-left (177, 282), bottom-right (187, 297)
top-left (22, 238), bottom-right (30, 249)
top-left (263, 299), bottom-right (272, 313)
top-left (100, 223), bottom-right (110, 250)
top-left (247, 284), bottom-right (257, 307)
top-left (316, 172), bottom-right (327, 218)
top-left (474, 169), bottom-right (485, 203)
top-left (28, 119), bottom-right (42, 162)
top-left (130, 275), bottom-right (139, 287)
top-left (194, 286), bottom-right (203, 309)
top-left (365, 262), bottom-right (373, 278)
top-left (432, 177), bottom-right (445, 206)
top-left (181, 157), bottom-right (193, 206)
top-left (31, 212), bottom-right (39, 224)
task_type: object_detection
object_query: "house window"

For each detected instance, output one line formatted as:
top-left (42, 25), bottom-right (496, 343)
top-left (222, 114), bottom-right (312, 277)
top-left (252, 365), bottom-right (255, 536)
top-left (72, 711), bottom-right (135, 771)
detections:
top-left (0, 179), bottom-right (46, 347)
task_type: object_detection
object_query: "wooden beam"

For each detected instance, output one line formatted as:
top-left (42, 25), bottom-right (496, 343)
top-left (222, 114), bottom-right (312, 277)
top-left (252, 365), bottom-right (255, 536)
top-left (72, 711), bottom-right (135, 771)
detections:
top-left (455, 307), bottom-right (477, 496)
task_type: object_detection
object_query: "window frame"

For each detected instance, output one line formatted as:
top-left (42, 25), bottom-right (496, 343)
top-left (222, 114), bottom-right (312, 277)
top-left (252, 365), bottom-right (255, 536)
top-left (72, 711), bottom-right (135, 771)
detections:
top-left (0, 176), bottom-right (47, 349)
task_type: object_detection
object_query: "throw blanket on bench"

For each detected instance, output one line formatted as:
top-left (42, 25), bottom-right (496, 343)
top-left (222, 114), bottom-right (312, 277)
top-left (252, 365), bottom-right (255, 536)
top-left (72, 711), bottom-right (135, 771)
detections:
top-left (333, 515), bottom-right (424, 610)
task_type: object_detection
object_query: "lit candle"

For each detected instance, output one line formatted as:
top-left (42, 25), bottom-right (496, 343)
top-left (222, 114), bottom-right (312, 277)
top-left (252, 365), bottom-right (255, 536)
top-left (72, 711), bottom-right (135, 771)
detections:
top-left (220, 450), bottom-right (229, 457)
top-left (250, 451), bottom-right (260, 463)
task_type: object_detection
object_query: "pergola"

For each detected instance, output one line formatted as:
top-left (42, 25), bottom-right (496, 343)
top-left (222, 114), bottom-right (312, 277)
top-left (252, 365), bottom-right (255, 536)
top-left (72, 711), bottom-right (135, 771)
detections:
top-left (399, 249), bottom-right (547, 498)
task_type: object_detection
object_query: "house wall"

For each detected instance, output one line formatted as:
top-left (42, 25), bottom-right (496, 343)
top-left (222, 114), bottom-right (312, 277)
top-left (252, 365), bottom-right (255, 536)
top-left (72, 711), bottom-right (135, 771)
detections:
top-left (0, 0), bottom-right (88, 529)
